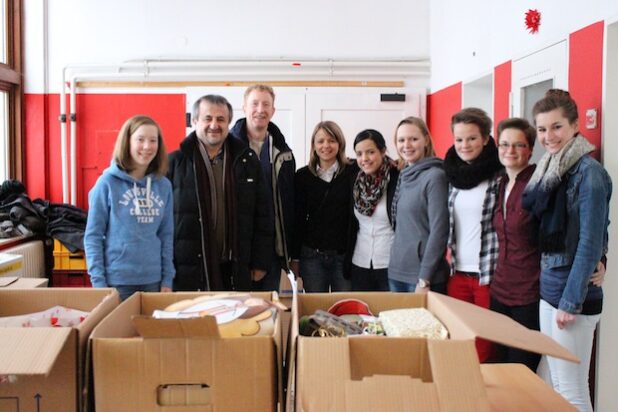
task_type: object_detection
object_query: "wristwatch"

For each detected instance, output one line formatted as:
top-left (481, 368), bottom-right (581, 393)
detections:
top-left (417, 278), bottom-right (430, 288)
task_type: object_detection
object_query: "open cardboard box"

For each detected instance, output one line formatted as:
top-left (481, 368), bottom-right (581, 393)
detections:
top-left (0, 288), bottom-right (119, 412)
top-left (0, 276), bottom-right (48, 288)
top-left (91, 291), bottom-right (284, 412)
top-left (287, 291), bottom-right (577, 412)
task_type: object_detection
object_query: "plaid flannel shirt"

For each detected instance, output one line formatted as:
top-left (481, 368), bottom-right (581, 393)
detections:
top-left (447, 174), bottom-right (500, 286)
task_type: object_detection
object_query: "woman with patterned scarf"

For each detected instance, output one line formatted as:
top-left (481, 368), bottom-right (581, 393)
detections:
top-left (443, 107), bottom-right (503, 363)
top-left (345, 129), bottom-right (399, 291)
top-left (523, 89), bottom-right (612, 412)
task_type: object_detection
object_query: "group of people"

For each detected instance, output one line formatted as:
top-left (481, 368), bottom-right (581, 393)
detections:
top-left (84, 85), bottom-right (611, 411)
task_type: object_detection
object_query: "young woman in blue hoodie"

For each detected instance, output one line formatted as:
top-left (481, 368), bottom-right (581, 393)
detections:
top-left (85, 115), bottom-right (175, 301)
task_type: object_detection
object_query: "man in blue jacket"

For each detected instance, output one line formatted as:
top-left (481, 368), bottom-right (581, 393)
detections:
top-left (230, 85), bottom-right (295, 292)
top-left (168, 94), bottom-right (273, 291)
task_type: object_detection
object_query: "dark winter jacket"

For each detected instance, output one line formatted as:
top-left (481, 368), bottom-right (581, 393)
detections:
top-left (230, 119), bottom-right (295, 268)
top-left (292, 162), bottom-right (356, 258)
top-left (167, 132), bottom-right (273, 291)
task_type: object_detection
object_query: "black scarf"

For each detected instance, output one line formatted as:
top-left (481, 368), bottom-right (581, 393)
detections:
top-left (443, 137), bottom-right (502, 189)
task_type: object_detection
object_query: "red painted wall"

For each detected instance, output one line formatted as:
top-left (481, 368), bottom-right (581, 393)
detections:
top-left (427, 82), bottom-right (462, 158)
top-left (24, 93), bottom-right (187, 209)
top-left (569, 21), bottom-right (604, 159)
top-left (493, 61), bottom-right (512, 136)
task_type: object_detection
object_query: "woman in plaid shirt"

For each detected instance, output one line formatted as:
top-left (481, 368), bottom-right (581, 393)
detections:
top-left (443, 107), bottom-right (502, 362)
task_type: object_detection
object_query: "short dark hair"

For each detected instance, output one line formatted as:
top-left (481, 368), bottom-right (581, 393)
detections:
top-left (497, 117), bottom-right (536, 149)
top-left (192, 95), bottom-right (233, 124)
top-left (532, 89), bottom-right (578, 125)
top-left (354, 129), bottom-right (387, 152)
top-left (451, 107), bottom-right (492, 138)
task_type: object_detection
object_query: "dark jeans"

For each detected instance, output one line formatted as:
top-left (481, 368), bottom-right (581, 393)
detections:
top-left (111, 281), bottom-right (161, 301)
top-left (252, 249), bottom-right (282, 293)
top-left (490, 296), bottom-right (541, 371)
top-left (299, 246), bottom-right (350, 293)
top-left (350, 264), bottom-right (389, 291)
top-left (389, 278), bottom-right (448, 294)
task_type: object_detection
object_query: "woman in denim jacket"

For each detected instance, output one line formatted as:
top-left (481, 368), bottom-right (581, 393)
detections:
top-left (523, 89), bottom-right (612, 412)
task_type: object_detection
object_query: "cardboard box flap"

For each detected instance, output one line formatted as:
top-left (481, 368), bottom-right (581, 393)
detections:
top-left (345, 375), bottom-right (440, 411)
top-left (0, 328), bottom-right (72, 375)
top-left (132, 315), bottom-right (221, 338)
top-left (0, 277), bottom-right (19, 287)
top-left (427, 292), bottom-right (579, 362)
top-left (428, 339), bottom-right (490, 412)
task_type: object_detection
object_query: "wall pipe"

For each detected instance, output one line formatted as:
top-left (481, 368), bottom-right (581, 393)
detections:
top-left (60, 59), bottom-right (430, 205)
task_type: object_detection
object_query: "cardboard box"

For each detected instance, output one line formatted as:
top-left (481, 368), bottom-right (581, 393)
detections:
top-left (0, 276), bottom-right (48, 288)
top-left (91, 292), bottom-right (284, 412)
top-left (0, 288), bottom-right (119, 412)
top-left (480, 364), bottom-right (575, 411)
top-left (288, 292), bottom-right (577, 412)
top-left (0, 253), bottom-right (23, 278)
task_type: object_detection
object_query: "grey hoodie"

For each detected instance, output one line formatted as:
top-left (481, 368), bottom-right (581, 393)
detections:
top-left (388, 156), bottom-right (449, 285)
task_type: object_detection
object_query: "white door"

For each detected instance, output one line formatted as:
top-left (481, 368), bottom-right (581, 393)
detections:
top-left (186, 86), bottom-right (425, 167)
top-left (185, 86), bottom-right (305, 165)
top-left (305, 88), bottom-right (424, 163)
top-left (511, 41), bottom-right (568, 163)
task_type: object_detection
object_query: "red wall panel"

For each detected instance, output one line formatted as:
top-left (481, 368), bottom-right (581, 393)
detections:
top-left (24, 94), bottom-right (50, 199)
top-left (427, 82), bottom-right (462, 158)
top-left (493, 61), bottom-right (512, 136)
top-left (569, 21), bottom-right (604, 160)
top-left (24, 93), bottom-right (187, 208)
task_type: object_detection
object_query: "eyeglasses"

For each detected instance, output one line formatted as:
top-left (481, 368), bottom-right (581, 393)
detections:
top-left (498, 142), bottom-right (528, 150)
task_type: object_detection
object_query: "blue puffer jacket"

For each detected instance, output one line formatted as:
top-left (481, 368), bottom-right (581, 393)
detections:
top-left (540, 155), bottom-right (612, 314)
top-left (230, 119), bottom-right (295, 267)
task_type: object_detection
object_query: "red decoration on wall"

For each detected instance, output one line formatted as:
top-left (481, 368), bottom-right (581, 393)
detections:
top-left (525, 9), bottom-right (541, 34)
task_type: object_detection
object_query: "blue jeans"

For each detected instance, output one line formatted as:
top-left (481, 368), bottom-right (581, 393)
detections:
top-left (389, 278), bottom-right (449, 294)
top-left (389, 279), bottom-right (415, 292)
top-left (111, 281), bottom-right (161, 301)
top-left (299, 246), bottom-right (350, 293)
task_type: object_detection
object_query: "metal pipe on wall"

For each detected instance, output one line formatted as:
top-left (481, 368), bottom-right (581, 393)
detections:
top-left (59, 59), bottom-right (430, 206)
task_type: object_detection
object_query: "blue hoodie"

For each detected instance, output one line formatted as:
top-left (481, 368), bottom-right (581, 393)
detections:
top-left (84, 162), bottom-right (175, 288)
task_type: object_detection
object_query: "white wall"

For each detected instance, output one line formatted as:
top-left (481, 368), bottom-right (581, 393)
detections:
top-left (430, 0), bottom-right (618, 91)
top-left (24, 0), bottom-right (431, 93)
top-left (598, 17), bottom-right (618, 412)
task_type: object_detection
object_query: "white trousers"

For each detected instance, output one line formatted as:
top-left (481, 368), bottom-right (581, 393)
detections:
top-left (539, 299), bottom-right (601, 412)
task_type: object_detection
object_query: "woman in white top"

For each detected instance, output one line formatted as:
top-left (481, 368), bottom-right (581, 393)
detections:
top-left (443, 108), bottom-right (502, 362)
top-left (345, 129), bottom-right (399, 291)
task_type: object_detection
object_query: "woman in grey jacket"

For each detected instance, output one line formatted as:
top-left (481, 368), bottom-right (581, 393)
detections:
top-left (388, 117), bottom-right (449, 294)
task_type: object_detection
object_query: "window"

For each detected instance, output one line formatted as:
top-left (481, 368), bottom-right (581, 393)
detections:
top-left (0, 0), bottom-right (23, 182)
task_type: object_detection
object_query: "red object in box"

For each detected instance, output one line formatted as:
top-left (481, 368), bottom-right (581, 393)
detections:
top-left (51, 270), bottom-right (92, 287)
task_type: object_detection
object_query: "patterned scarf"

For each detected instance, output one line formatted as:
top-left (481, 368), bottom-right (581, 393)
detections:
top-left (353, 156), bottom-right (392, 216)
top-left (522, 134), bottom-right (594, 252)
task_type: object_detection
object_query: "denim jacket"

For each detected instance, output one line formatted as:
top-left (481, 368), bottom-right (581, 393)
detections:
top-left (540, 155), bottom-right (612, 314)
